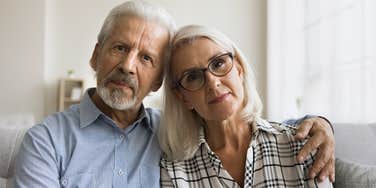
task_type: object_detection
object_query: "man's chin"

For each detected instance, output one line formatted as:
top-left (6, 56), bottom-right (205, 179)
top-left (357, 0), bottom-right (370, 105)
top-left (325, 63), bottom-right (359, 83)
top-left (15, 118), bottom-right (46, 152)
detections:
top-left (108, 100), bottom-right (137, 110)
top-left (98, 87), bottom-right (136, 109)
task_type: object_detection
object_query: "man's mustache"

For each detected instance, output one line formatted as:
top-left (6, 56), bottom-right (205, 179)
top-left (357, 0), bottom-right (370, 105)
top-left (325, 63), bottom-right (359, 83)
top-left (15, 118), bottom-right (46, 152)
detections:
top-left (103, 70), bottom-right (138, 90)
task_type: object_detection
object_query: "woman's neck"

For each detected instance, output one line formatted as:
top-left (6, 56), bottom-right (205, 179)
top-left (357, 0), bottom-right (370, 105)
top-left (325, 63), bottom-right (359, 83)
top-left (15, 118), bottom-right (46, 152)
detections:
top-left (204, 116), bottom-right (251, 151)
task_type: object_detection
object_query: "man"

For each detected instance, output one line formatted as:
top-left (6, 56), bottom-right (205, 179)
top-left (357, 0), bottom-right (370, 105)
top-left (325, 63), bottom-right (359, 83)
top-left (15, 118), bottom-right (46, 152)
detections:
top-left (13, 1), bottom-right (334, 187)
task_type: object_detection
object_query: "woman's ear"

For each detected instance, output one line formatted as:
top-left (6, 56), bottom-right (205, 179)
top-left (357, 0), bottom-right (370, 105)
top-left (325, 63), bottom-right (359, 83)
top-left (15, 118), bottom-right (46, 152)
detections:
top-left (174, 89), bottom-right (194, 110)
top-left (90, 43), bottom-right (100, 71)
top-left (234, 57), bottom-right (244, 78)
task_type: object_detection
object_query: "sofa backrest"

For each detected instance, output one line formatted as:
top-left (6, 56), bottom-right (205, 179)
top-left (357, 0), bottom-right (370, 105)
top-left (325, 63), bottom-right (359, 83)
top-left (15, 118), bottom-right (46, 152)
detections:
top-left (334, 123), bottom-right (376, 165)
top-left (0, 114), bottom-right (34, 187)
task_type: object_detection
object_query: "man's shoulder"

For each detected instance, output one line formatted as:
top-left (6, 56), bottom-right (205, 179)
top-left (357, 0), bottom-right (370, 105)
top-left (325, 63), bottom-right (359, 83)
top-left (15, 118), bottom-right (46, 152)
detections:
top-left (28, 105), bottom-right (81, 138)
top-left (43, 105), bottom-right (80, 127)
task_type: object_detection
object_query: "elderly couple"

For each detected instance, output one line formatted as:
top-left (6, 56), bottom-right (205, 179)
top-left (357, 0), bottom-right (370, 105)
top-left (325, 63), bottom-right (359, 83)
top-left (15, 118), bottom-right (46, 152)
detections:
top-left (14, 1), bottom-right (334, 187)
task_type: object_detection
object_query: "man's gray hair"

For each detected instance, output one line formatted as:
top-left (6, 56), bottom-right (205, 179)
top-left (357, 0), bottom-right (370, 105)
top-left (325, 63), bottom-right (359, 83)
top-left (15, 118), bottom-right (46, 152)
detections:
top-left (158, 25), bottom-right (263, 161)
top-left (98, 0), bottom-right (176, 46)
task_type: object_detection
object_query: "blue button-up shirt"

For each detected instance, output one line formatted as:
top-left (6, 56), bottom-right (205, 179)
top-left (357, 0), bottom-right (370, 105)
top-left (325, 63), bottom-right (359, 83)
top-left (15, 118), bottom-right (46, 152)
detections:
top-left (14, 88), bottom-right (161, 187)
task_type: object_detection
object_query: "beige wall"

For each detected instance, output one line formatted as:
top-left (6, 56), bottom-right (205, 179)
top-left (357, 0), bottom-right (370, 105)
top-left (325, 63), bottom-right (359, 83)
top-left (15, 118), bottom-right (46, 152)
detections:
top-left (0, 0), bottom-right (267, 120)
top-left (44, 0), bottom-right (267, 116)
top-left (0, 0), bottom-right (45, 121)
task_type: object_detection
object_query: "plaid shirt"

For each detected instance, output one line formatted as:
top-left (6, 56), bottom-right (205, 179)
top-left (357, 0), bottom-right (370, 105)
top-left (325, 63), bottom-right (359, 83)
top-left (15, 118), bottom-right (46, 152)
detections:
top-left (160, 118), bottom-right (333, 188)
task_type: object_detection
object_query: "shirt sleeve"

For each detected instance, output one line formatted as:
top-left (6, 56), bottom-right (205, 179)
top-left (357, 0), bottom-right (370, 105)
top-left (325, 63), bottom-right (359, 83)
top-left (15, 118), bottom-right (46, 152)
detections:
top-left (282, 115), bottom-right (315, 126)
top-left (13, 124), bottom-right (60, 187)
top-left (317, 178), bottom-right (333, 188)
top-left (283, 115), bottom-right (334, 133)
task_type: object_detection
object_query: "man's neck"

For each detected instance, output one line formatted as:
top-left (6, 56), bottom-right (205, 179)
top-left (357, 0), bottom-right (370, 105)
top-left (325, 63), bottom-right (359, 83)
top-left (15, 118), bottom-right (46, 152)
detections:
top-left (91, 90), bottom-right (142, 129)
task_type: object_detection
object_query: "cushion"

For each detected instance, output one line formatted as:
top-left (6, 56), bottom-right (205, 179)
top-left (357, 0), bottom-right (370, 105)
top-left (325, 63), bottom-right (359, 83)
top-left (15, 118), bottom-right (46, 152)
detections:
top-left (0, 114), bottom-right (34, 179)
top-left (0, 177), bottom-right (6, 188)
top-left (334, 158), bottom-right (376, 188)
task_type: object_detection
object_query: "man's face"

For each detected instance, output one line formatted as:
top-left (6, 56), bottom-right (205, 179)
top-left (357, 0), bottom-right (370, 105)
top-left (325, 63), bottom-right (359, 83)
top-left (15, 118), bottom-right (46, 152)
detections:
top-left (91, 16), bottom-right (169, 110)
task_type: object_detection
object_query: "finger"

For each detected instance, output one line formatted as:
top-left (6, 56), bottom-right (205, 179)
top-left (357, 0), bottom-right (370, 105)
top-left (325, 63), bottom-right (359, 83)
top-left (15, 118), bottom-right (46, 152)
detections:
top-left (295, 119), bottom-right (314, 140)
top-left (329, 157), bottom-right (335, 182)
top-left (308, 146), bottom-right (331, 179)
top-left (297, 133), bottom-right (324, 162)
top-left (317, 157), bottom-right (334, 182)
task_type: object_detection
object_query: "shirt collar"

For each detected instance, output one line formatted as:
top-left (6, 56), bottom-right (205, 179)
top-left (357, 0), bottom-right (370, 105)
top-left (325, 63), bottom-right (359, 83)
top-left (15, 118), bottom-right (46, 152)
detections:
top-left (128, 104), bottom-right (155, 133)
top-left (253, 118), bottom-right (285, 135)
top-left (79, 88), bottom-right (153, 132)
top-left (79, 88), bottom-right (103, 128)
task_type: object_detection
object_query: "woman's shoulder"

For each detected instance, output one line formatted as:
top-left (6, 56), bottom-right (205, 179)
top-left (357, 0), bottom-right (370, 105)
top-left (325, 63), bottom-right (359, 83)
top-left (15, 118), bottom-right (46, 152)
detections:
top-left (160, 141), bottom-right (213, 168)
top-left (254, 118), bottom-right (314, 157)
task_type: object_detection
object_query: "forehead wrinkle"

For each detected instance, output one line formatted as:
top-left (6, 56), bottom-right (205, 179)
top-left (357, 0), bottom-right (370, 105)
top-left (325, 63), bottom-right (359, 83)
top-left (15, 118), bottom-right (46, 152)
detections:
top-left (139, 20), bottom-right (168, 59)
top-left (109, 16), bottom-right (145, 48)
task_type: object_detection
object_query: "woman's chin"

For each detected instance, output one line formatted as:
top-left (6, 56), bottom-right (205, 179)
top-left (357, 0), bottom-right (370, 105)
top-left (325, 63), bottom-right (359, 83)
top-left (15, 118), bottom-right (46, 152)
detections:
top-left (203, 107), bottom-right (237, 122)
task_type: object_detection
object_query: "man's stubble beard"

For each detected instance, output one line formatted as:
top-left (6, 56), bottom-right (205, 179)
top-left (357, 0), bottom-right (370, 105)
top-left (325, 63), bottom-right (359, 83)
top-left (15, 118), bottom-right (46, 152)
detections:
top-left (96, 68), bottom-right (139, 111)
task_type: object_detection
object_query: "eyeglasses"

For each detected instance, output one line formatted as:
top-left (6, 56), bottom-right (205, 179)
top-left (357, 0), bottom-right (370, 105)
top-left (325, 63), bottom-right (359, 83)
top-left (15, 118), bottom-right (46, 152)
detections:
top-left (174, 52), bottom-right (234, 91)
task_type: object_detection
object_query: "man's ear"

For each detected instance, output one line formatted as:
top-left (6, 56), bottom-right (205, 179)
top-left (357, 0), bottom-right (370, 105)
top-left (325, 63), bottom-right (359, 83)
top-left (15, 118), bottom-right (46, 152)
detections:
top-left (151, 69), bottom-right (164, 92)
top-left (151, 77), bottom-right (163, 92)
top-left (90, 43), bottom-right (100, 71)
top-left (173, 89), bottom-right (194, 110)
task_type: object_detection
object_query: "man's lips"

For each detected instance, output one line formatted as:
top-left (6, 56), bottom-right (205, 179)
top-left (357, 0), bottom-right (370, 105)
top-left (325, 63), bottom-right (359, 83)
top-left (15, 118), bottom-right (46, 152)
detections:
top-left (208, 92), bottom-right (230, 104)
top-left (109, 80), bottom-right (132, 89)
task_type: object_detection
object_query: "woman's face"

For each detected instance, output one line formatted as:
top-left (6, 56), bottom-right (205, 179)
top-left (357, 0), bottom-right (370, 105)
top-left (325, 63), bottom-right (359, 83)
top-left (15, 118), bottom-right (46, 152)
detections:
top-left (171, 38), bottom-right (245, 121)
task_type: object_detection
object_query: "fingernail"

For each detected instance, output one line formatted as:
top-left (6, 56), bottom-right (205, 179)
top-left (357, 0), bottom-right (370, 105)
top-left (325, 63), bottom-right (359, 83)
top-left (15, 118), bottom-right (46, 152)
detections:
top-left (331, 175), bottom-right (335, 182)
top-left (297, 156), bottom-right (303, 162)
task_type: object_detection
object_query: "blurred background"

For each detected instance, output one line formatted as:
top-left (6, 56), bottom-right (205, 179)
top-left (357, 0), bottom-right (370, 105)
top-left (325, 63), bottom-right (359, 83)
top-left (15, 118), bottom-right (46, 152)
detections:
top-left (0, 0), bottom-right (374, 124)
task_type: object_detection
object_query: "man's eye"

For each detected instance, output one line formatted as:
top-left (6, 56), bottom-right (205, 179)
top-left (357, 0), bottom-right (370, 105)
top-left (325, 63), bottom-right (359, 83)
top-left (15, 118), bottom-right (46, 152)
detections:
top-left (141, 55), bottom-right (153, 63)
top-left (114, 45), bottom-right (126, 52)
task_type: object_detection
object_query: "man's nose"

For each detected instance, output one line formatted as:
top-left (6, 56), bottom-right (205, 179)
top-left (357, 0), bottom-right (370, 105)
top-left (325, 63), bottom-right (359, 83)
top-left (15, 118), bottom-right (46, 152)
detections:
top-left (118, 52), bottom-right (137, 75)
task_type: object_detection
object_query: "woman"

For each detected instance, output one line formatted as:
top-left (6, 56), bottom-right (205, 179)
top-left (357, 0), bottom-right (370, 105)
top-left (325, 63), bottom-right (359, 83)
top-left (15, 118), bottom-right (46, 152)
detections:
top-left (158, 25), bottom-right (332, 187)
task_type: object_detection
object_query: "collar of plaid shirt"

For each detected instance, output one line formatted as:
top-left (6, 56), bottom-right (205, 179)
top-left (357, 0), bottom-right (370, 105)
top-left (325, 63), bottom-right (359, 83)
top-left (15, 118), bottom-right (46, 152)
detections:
top-left (160, 118), bottom-right (326, 188)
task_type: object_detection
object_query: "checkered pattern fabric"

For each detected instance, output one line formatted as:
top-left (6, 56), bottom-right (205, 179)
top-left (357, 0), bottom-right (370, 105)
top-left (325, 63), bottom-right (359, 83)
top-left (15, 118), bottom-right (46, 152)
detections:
top-left (160, 118), bottom-right (328, 188)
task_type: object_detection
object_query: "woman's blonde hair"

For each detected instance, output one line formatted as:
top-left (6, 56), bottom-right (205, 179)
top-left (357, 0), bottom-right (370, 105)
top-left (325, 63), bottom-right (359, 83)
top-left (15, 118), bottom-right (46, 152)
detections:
top-left (158, 25), bottom-right (263, 161)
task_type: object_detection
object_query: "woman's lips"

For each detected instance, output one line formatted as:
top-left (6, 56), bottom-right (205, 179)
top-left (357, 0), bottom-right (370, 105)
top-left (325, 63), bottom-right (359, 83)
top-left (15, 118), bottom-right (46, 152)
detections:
top-left (208, 93), bottom-right (230, 104)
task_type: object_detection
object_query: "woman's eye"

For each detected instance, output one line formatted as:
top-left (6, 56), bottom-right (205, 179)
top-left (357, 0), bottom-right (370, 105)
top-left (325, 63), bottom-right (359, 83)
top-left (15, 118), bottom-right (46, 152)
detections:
top-left (185, 71), bottom-right (201, 82)
top-left (115, 45), bottom-right (126, 52)
top-left (211, 59), bottom-right (225, 69)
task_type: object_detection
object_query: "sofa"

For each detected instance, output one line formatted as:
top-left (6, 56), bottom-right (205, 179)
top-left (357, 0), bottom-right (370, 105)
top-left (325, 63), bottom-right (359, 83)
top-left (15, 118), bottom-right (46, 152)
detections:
top-left (1, 115), bottom-right (375, 188)
top-left (0, 114), bottom-right (34, 188)
top-left (333, 123), bottom-right (376, 188)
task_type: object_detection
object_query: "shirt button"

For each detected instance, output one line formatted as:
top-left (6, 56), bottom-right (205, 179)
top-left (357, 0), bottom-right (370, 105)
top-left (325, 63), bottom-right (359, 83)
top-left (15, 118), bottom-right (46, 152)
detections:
top-left (61, 177), bottom-right (68, 185)
top-left (118, 169), bottom-right (124, 176)
top-left (120, 135), bottom-right (124, 140)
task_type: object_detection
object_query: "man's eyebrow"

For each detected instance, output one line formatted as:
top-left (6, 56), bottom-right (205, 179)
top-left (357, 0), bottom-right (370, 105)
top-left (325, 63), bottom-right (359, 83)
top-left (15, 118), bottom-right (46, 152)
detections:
top-left (143, 48), bottom-right (158, 58)
top-left (110, 41), bottom-right (130, 47)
